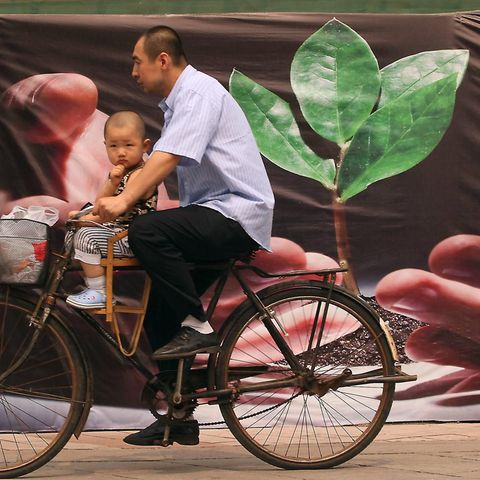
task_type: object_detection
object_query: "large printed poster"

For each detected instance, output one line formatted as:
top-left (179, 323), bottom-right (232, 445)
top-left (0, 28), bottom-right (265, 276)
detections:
top-left (0, 12), bottom-right (479, 427)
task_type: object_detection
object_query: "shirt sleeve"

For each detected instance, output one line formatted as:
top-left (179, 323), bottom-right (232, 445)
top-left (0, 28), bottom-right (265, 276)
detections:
top-left (152, 89), bottom-right (221, 165)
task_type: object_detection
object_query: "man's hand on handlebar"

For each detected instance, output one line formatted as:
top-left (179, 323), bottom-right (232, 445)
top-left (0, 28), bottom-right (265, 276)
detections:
top-left (65, 205), bottom-right (97, 228)
top-left (93, 195), bottom-right (130, 223)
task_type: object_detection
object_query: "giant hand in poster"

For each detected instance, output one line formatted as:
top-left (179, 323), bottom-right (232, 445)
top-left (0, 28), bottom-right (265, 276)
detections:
top-left (376, 234), bottom-right (480, 406)
top-left (1, 73), bottom-right (109, 218)
top-left (0, 72), bottom-right (171, 220)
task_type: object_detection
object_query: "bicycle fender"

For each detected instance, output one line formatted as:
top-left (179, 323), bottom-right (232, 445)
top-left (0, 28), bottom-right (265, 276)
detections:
top-left (377, 317), bottom-right (399, 363)
top-left (73, 353), bottom-right (94, 439)
top-left (325, 284), bottom-right (400, 363)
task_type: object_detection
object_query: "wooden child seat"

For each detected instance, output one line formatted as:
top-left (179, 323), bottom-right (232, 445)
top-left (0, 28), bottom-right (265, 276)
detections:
top-left (92, 229), bottom-right (151, 356)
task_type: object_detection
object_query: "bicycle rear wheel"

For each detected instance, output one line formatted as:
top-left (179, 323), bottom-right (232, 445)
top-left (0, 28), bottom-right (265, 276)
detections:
top-left (217, 280), bottom-right (395, 469)
top-left (0, 291), bottom-right (88, 478)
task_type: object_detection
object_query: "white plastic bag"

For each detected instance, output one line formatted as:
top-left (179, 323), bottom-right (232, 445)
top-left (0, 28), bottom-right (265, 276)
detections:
top-left (0, 215), bottom-right (50, 285)
top-left (1, 205), bottom-right (59, 226)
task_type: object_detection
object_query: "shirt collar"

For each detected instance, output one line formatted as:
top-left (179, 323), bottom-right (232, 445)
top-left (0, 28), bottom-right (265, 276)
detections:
top-left (158, 64), bottom-right (196, 112)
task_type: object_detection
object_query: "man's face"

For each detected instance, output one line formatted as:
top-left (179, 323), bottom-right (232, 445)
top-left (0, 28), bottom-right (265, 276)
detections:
top-left (131, 37), bottom-right (164, 95)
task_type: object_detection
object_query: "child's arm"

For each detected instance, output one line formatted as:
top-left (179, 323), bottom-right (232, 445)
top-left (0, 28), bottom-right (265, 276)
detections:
top-left (67, 165), bottom-right (127, 224)
top-left (72, 169), bottom-right (156, 223)
top-left (95, 165), bottom-right (126, 201)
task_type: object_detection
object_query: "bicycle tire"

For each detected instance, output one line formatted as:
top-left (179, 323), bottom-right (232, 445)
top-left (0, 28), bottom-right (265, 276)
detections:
top-left (0, 291), bottom-right (88, 478)
top-left (217, 280), bottom-right (395, 469)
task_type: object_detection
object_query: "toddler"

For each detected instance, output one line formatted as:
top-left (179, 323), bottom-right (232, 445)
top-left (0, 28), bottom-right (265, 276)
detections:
top-left (66, 111), bottom-right (157, 309)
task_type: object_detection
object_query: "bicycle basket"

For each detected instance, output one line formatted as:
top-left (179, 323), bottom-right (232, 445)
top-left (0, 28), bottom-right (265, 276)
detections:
top-left (0, 218), bottom-right (51, 286)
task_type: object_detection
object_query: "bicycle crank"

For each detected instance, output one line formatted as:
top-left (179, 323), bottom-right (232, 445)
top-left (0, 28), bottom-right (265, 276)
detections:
top-left (141, 370), bottom-right (197, 421)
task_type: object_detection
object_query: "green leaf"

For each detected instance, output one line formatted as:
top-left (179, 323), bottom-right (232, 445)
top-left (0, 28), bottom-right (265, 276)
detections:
top-left (229, 69), bottom-right (336, 189)
top-left (290, 18), bottom-right (380, 145)
top-left (337, 74), bottom-right (457, 201)
top-left (379, 49), bottom-right (469, 108)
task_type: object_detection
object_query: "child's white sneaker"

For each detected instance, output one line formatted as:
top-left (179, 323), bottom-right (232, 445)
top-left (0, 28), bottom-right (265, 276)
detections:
top-left (66, 288), bottom-right (113, 309)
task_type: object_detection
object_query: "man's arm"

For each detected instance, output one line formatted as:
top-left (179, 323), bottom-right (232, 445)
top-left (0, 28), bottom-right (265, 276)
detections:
top-left (93, 151), bottom-right (180, 222)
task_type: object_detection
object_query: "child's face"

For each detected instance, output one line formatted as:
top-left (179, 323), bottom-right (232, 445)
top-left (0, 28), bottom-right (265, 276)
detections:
top-left (104, 124), bottom-right (149, 171)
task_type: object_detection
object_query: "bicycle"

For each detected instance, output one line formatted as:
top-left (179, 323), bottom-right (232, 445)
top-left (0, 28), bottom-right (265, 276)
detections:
top-left (0, 209), bottom-right (416, 478)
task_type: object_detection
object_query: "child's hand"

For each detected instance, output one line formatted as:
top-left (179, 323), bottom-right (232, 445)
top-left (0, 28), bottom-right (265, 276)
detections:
top-left (109, 165), bottom-right (126, 186)
top-left (68, 210), bottom-right (80, 219)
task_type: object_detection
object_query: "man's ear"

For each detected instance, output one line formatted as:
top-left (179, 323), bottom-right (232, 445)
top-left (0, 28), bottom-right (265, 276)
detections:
top-left (156, 52), bottom-right (170, 68)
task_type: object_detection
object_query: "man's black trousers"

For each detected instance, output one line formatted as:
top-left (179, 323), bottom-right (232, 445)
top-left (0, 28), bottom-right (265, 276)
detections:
top-left (128, 205), bottom-right (258, 352)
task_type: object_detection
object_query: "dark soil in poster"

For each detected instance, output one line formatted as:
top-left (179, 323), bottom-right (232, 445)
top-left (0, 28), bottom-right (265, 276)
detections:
top-left (315, 297), bottom-right (424, 366)
top-left (363, 296), bottom-right (424, 363)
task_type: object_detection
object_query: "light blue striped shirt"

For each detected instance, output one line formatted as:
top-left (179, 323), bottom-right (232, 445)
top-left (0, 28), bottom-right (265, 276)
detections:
top-left (153, 65), bottom-right (274, 250)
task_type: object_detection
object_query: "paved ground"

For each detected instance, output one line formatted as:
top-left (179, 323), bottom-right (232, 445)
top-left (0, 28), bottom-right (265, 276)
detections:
top-left (19, 422), bottom-right (480, 480)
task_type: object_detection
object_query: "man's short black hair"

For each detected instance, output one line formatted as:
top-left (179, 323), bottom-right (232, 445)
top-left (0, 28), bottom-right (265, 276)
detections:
top-left (141, 25), bottom-right (187, 65)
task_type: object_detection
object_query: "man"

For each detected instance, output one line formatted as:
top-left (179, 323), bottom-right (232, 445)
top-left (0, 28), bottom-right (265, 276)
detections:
top-left (94, 26), bottom-right (274, 445)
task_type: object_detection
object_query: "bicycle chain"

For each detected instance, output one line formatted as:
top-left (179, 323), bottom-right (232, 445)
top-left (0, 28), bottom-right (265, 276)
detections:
top-left (198, 391), bottom-right (302, 427)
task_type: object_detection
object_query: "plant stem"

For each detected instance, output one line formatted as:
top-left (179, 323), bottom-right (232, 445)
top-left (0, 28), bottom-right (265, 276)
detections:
top-left (332, 193), bottom-right (359, 294)
top-left (333, 144), bottom-right (359, 295)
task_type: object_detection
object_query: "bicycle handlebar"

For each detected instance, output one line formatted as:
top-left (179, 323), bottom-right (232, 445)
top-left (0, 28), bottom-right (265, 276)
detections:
top-left (70, 204), bottom-right (94, 220)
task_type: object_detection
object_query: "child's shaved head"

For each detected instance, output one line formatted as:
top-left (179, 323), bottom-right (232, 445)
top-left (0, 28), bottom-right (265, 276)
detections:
top-left (104, 111), bottom-right (146, 139)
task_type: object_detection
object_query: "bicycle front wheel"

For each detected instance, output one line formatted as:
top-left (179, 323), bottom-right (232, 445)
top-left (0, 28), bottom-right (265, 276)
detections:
top-left (217, 281), bottom-right (395, 469)
top-left (0, 291), bottom-right (88, 478)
